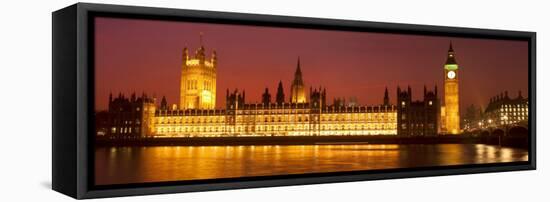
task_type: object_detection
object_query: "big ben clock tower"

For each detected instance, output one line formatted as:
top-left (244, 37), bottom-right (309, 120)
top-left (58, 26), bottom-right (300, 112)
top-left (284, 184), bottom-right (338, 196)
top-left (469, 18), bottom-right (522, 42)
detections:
top-left (443, 42), bottom-right (460, 134)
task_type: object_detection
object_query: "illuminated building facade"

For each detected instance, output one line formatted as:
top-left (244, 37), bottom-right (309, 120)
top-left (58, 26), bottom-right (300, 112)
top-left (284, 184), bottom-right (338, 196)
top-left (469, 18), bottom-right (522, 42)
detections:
top-left (481, 91), bottom-right (528, 129)
top-left (179, 36), bottom-right (217, 110)
top-left (98, 42), bottom-right (475, 138)
top-left (150, 87), bottom-right (397, 137)
top-left (397, 86), bottom-right (440, 136)
top-left (144, 53), bottom-right (399, 137)
top-left (442, 43), bottom-right (461, 134)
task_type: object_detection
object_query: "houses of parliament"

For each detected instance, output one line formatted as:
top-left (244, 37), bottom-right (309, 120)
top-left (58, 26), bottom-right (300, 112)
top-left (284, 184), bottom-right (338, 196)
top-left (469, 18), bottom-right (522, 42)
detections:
top-left (96, 40), bottom-right (462, 138)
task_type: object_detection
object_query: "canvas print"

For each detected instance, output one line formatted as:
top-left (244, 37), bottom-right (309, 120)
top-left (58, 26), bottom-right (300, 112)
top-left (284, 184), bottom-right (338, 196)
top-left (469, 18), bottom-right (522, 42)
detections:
top-left (93, 17), bottom-right (530, 186)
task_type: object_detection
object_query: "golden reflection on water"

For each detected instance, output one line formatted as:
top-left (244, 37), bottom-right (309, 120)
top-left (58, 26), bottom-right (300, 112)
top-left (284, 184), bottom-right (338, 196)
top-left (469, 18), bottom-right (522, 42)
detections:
top-left (95, 144), bottom-right (528, 185)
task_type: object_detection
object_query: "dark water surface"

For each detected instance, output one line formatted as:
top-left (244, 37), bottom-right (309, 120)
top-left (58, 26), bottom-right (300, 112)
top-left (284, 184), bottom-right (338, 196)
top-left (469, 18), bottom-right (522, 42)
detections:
top-left (95, 144), bottom-right (528, 185)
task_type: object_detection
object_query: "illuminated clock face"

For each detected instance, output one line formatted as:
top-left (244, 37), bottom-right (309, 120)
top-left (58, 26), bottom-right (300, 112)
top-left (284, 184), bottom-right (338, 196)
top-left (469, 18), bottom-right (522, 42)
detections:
top-left (447, 71), bottom-right (456, 79)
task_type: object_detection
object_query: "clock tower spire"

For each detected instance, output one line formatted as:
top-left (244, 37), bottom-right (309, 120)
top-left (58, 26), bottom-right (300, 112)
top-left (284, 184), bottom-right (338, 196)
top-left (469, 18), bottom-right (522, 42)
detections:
top-left (443, 42), bottom-right (460, 134)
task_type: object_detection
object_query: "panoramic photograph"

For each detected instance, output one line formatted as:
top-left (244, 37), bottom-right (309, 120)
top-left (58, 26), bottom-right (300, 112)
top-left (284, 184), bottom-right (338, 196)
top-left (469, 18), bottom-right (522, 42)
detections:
top-left (93, 17), bottom-right (529, 186)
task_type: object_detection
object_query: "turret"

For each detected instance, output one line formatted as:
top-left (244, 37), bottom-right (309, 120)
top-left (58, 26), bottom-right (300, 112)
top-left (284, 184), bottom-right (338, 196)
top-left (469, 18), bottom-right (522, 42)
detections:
top-left (262, 88), bottom-right (271, 106)
top-left (226, 89), bottom-right (246, 109)
top-left (407, 85), bottom-right (412, 102)
top-left (424, 85), bottom-right (427, 97)
top-left (276, 81), bottom-right (285, 105)
top-left (309, 87), bottom-right (325, 108)
top-left (160, 96), bottom-right (167, 110)
top-left (182, 47), bottom-right (188, 62)
top-left (195, 33), bottom-right (206, 62)
top-left (384, 87), bottom-right (390, 106)
top-left (211, 50), bottom-right (217, 66)
top-left (399, 86), bottom-right (403, 97)
top-left (322, 88), bottom-right (327, 106)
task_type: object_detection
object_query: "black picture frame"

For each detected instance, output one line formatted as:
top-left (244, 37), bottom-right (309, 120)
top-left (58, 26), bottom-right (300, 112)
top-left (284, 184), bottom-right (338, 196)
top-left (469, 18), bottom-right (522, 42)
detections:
top-left (52, 2), bottom-right (536, 199)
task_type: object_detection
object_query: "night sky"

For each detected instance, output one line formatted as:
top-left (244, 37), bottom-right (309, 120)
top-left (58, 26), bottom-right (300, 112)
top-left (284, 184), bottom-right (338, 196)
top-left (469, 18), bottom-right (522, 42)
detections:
top-left (94, 17), bottom-right (528, 114)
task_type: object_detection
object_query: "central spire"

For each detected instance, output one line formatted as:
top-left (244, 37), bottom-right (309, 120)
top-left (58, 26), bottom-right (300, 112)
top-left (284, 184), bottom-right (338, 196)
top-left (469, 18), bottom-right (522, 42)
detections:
top-left (295, 57), bottom-right (302, 76)
top-left (290, 57), bottom-right (306, 103)
top-left (293, 57), bottom-right (303, 85)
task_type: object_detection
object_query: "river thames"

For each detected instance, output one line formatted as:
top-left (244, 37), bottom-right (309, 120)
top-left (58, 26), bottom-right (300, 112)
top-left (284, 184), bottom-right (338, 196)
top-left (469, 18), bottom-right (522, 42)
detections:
top-left (95, 144), bottom-right (528, 185)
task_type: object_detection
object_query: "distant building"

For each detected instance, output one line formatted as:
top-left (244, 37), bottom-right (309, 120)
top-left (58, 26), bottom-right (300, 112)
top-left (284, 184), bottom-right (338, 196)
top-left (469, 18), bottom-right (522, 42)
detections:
top-left (397, 85), bottom-right (440, 136)
top-left (482, 91), bottom-right (528, 128)
top-left (100, 93), bottom-right (156, 138)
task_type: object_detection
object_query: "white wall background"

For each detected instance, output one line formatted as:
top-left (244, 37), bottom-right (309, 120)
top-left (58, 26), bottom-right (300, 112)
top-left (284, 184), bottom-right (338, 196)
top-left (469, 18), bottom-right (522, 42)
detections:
top-left (0, 0), bottom-right (547, 201)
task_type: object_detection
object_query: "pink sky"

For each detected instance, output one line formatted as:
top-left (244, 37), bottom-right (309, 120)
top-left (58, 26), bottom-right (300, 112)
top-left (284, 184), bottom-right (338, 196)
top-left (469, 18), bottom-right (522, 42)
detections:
top-left (94, 17), bottom-right (529, 114)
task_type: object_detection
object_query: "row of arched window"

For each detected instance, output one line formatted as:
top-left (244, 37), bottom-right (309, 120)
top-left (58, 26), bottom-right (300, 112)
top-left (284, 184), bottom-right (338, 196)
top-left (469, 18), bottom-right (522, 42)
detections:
top-left (154, 113), bottom-right (396, 124)
top-left (155, 123), bottom-right (397, 134)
